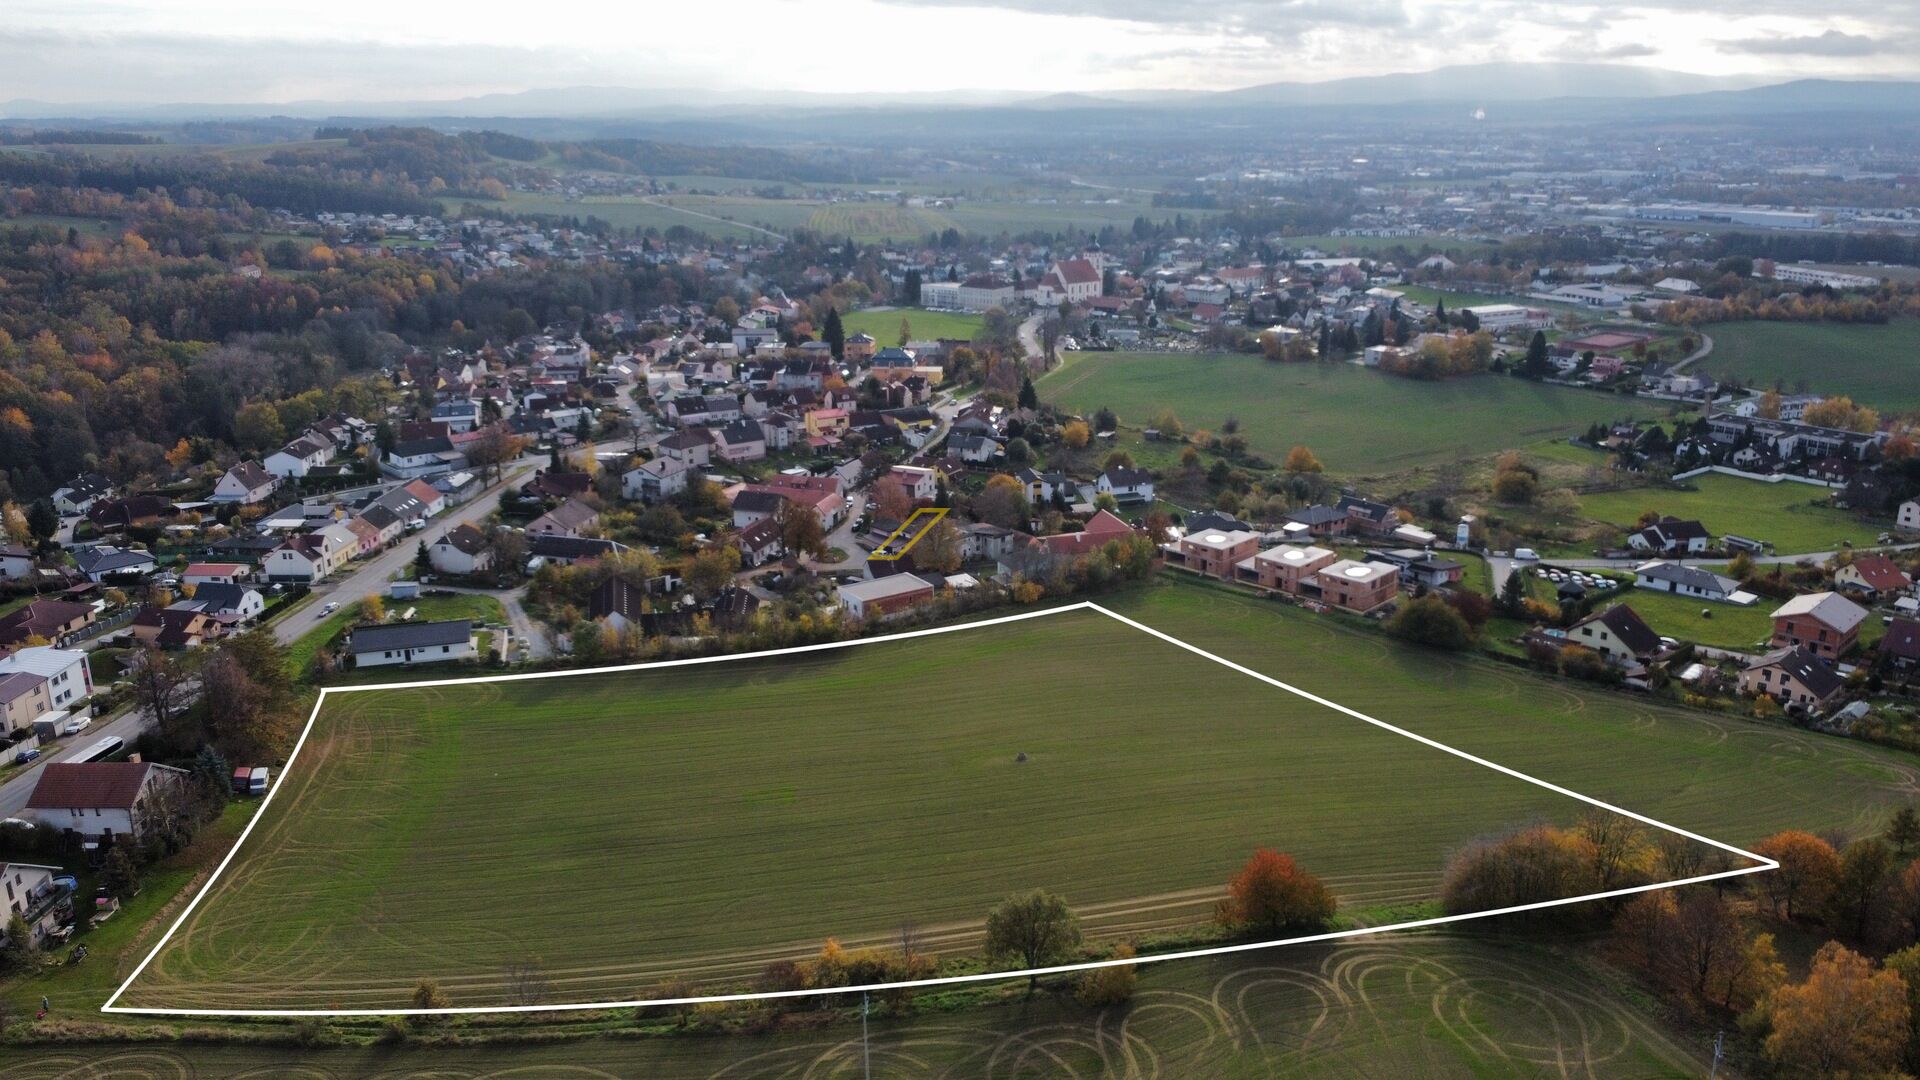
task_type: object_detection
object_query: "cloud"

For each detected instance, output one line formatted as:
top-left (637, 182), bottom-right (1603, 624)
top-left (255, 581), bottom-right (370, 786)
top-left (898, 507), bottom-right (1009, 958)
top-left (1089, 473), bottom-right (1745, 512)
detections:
top-left (1594, 43), bottom-right (1659, 58)
top-left (1718, 29), bottom-right (1889, 55)
top-left (873, 0), bottom-right (1410, 38)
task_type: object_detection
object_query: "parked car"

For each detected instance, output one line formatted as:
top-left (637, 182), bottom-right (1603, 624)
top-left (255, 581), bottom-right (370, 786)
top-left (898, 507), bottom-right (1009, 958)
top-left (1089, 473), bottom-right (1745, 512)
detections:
top-left (61, 717), bottom-right (91, 737)
top-left (12, 747), bottom-right (40, 766)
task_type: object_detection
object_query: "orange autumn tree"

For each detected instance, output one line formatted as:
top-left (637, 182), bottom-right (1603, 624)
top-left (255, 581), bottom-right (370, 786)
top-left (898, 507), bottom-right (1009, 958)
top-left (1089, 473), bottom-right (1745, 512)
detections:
top-left (1751, 831), bottom-right (1842, 921)
top-left (1219, 849), bottom-right (1336, 934)
top-left (1764, 941), bottom-right (1909, 1076)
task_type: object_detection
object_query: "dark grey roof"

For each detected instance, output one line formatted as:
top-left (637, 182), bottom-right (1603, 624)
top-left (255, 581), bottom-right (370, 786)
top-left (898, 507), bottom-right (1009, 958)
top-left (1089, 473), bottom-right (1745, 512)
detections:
top-left (350, 620), bottom-right (473, 654)
top-left (190, 582), bottom-right (258, 613)
top-left (1749, 646), bottom-right (1844, 700)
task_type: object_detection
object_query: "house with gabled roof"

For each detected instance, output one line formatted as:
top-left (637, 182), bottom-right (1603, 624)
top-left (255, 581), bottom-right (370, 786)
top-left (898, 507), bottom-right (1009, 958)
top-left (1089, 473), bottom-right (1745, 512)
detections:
top-left (1634, 560), bottom-right (1744, 603)
top-left (51, 473), bottom-right (113, 516)
top-left (1740, 646), bottom-right (1844, 712)
top-left (211, 461), bottom-right (279, 505)
top-left (1835, 554), bottom-right (1912, 601)
top-left (24, 761), bottom-right (191, 841)
top-left (1770, 591), bottom-right (1868, 659)
top-left (1567, 604), bottom-right (1663, 666)
top-left (429, 523), bottom-right (493, 576)
top-left (622, 457), bottom-right (690, 503)
top-left (72, 545), bottom-right (156, 583)
top-left (349, 620), bottom-right (475, 668)
top-left (736, 516), bottom-right (785, 567)
top-left (264, 433), bottom-right (335, 479)
top-left (1096, 466), bottom-right (1154, 504)
top-left (528, 498), bottom-right (600, 539)
top-left (1627, 516), bottom-right (1711, 556)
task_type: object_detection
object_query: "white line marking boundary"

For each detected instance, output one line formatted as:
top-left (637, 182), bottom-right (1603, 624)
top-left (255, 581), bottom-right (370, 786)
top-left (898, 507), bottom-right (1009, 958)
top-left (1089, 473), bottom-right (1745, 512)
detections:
top-left (102, 600), bottom-right (1774, 1017)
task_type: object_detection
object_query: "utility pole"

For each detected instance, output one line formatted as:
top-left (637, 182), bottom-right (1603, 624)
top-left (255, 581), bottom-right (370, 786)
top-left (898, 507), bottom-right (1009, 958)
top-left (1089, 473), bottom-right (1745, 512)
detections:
top-left (861, 990), bottom-right (872, 1080)
top-left (1708, 1030), bottom-right (1725, 1080)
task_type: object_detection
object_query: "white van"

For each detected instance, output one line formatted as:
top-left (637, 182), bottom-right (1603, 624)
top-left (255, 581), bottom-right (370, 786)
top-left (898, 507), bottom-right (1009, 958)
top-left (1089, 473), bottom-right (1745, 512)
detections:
top-left (1513, 548), bottom-right (1540, 561)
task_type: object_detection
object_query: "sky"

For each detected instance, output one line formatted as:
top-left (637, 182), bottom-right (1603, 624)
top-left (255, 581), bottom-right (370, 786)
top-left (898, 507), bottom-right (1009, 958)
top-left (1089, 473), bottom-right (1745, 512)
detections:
top-left (1, 0), bottom-right (1915, 105)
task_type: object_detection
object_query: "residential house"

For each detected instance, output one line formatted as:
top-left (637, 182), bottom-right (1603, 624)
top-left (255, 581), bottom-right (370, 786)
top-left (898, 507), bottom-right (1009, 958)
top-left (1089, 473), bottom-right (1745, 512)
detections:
top-left (349, 620), bottom-right (476, 668)
top-left (527, 498), bottom-right (599, 539)
top-left (0, 646), bottom-right (91, 714)
top-left (1900, 499), bottom-right (1920, 533)
top-left (889, 465), bottom-right (941, 503)
top-left (1176, 529), bottom-right (1262, 580)
top-left (0, 544), bottom-right (31, 582)
top-left (1567, 604), bottom-right (1663, 666)
top-left (50, 473), bottom-right (113, 516)
top-left (263, 433), bottom-right (335, 479)
top-left (1284, 504), bottom-right (1348, 537)
top-left (429, 524), bottom-right (494, 576)
top-left (1835, 555), bottom-right (1913, 600)
top-left (736, 516), bottom-right (785, 567)
top-left (182, 582), bottom-right (265, 623)
top-left (711, 419), bottom-right (768, 463)
top-left (1364, 548), bottom-right (1467, 589)
top-left (1096, 467), bottom-right (1155, 504)
top-left (0, 673), bottom-right (52, 737)
top-left (1335, 496), bottom-right (1397, 536)
top-left (1882, 619), bottom-right (1920, 668)
top-left (86, 495), bottom-right (172, 534)
top-left (1, 862), bottom-right (72, 949)
top-left (23, 761), bottom-right (191, 842)
top-left (263, 531), bottom-right (353, 584)
top-left (1627, 517), bottom-right (1712, 556)
top-left (1240, 544), bottom-right (1337, 593)
top-left (654, 431), bottom-right (713, 467)
top-left (730, 488), bottom-right (789, 529)
top-left (949, 434), bottom-right (1002, 464)
top-left (1016, 468), bottom-right (1074, 505)
top-left (622, 457), bottom-right (691, 502)
top-left (72, 546), bottom-right (156, 584)
top-left (1315, 560), bottom-right (1401, 613)
top-left (381, 434), bottom-right (465, 479)
top-left (182, 563), bottom-right (248, 586)
top-left (210, 461), bottom-right (278, 505)
top-left (0, 603), bottom-right (96, 654)
top-left (838, 574), bottom-right (936, 620)
top-left (1740, 647), bottom-right (1845, 712)
top-left (130, 607), bottom-right (218, 650)
top-left (1770, 591), bottom-right (1868, 659)
top-left (960, 523), bottom-right (1018, 562)
top-left (524, 470), bottom-right (592, 502)
top-left (1634, 560), bottom-right (1742, 603)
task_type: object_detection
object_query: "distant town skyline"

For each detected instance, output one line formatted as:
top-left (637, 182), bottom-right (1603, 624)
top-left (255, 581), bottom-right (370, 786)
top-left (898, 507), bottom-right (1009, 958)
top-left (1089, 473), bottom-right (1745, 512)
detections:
top-left (2, 0), bottom-right (1915, 107)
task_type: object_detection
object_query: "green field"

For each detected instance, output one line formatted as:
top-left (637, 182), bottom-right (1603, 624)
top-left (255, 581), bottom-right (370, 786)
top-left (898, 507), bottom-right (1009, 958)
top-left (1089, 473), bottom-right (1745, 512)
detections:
top-left (123, 604), bottom-right (1693, 1010)
top-left (1703, 319), bottom-right (1920, 411)
top-left (1575, 472), bottom-right (1880, 555)
top-left (843, 307), bottom-right (984, 343)
top-left (1039, 351), bottom-right (1667, 478)
top-left (13, 937), bottom-right (1710, 1078)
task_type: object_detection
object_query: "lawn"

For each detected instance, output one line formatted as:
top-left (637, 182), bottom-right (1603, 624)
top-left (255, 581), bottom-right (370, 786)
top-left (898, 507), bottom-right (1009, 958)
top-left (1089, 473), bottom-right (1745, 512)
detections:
top-left (120, 605), bottom-right (1689, 1010)
top-left (842, 306), bottom-right (984, 344)
top-left (1575, 473), bottom-right (1882, 555)
top-left (1702, 319), bottom-right (1920, 411)
top-left (285, 592), bottom-right (507, 683)
top-left (1038, 351), bottom-right (1669, 479)
top-left (26, 937), bottom-right (1711, 1077)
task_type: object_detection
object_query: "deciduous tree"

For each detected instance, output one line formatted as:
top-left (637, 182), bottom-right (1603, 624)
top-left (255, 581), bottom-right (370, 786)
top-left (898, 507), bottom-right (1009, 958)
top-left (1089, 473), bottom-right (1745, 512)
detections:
top-left (1764, 942), bottom-right (1908, 1077)
top-left (984, 890), bottom-right (1082, 998)
top-left (1219, 849), bottom-right (1335, 934)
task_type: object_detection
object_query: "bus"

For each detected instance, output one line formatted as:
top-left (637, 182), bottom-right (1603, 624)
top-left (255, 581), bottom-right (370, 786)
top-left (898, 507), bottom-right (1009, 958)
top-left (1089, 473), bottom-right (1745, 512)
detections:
top-left (70, 736), bottom-right (124, 764)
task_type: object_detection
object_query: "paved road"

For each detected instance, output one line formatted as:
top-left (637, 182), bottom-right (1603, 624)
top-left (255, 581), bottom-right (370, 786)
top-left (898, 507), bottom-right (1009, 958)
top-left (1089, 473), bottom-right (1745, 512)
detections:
top-left (1669, 331), bottom-right (1715, 374)
top-left (269, 462), bottom-right (536, 647)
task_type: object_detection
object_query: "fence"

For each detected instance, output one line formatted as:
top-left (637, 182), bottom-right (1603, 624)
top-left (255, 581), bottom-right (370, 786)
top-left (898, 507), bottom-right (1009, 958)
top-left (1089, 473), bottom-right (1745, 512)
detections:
top-left (1671, 465), bottom-right (1842, 490)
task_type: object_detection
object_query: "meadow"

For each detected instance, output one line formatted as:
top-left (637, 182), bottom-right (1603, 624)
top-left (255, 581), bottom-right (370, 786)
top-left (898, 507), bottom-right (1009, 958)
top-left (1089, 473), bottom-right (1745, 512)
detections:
top-left (842, 307), bottom-right (984, 343)
top-left (1702, 319), bottom-right (1920, 411)
top-left (1575, 472), bottom-right (1883, 555)
top-left (14, 937), bottom-right (1712, 1078)
top-left (1038, 351), bottom-right (1669, 478)
top-left (121, 604), bottom-right (1680, 1010)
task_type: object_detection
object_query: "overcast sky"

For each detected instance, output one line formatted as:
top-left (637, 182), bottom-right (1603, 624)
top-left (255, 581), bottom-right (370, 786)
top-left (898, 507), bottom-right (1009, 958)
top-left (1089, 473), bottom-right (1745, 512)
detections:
top-left (2, 0), bottom-right (1914, 104)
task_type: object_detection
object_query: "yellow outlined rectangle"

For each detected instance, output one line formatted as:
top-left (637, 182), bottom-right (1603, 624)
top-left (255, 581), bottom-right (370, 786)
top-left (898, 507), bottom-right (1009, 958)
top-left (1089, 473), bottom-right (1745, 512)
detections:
top-left (870, 507), bottom-right (949, 560)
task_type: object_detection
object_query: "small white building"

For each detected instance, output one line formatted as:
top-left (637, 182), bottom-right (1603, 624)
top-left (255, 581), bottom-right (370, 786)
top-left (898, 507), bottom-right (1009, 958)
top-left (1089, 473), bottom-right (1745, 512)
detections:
top-left (210, 461), bottom-right (279, 505)
top-left (349, 620), bottom-right (477, 668)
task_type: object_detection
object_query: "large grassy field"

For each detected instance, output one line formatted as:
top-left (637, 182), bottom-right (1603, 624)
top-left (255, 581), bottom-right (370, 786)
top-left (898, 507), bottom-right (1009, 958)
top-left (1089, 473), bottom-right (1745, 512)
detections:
top-left (842, 307), bottom-right (984, 343)
top-left (16, 937), bottom-right (1711, 1077)
top-left (1039, 351), bottom-right (1668, 478)
top-left (1702, 319), bottom-right (1920, 411)
top-left (1575, 472), bottom-right (1882, 555)
top-left (123, 604), bottom-right (1684, 1010)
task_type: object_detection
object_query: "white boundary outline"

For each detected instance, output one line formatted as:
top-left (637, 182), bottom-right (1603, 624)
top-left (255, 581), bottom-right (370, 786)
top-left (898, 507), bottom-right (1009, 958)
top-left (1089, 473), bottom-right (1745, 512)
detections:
top-left (102, 599), bottom-right (1775, 1018)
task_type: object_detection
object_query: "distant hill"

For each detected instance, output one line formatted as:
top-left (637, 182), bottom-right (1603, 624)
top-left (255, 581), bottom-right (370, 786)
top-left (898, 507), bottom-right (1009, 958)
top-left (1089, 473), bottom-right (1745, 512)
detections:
top-left (1209, 63), bottom-right (1769, 107)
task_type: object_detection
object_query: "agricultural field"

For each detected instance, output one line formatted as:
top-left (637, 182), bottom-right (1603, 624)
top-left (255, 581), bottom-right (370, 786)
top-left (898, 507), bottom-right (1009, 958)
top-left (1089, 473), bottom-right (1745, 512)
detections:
top-left (1038, 351), bottom-right (1669, 479)
top-left (1702, 318), bottom-right (1920, 411)
top-left (117, 605), bottom-right (1702, 1010)
top-left (842, 307), bottom-right (984, 343)
top-left (7, 938), bottom-right (1713, 1078)
top-left (804, 202), bottom-right (956, 242)
top-left (1574, 472), bottom-right (1883, 555)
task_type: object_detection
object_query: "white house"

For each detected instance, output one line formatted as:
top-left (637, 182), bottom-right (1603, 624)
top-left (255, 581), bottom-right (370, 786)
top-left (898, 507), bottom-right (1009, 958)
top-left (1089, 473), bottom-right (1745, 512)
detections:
top-left (0, 544), bottom-right (32, 581)
top-left (1901, 499), bottom-right (1920, 533)
top-left (50, 474), bottom-right (112, 516)
top-left (1634, 560), bottom-right (1744, 603)
top-left (23, 761), bottom-right (191, 842)
top-left (956, 275), bottom-right (1016, 312)
top-left (0, 646), bottom-right (93, 712)
top-left (349, 620), bottom-right (476, 668)
top-left (428, 524), bottom-right (494, 576)
top-left (263, 531), bottom-right (353, 583)
top-left (263, 433), bottom-right (335, 479)
top-left (211, 461), bottom-right (279, 505)
top-left (182, 562), bottom-right (248, 586)
top-left (1, 862), bottom-right (70, 949)
top-left (182, 582), bottom-right (266, 622)
top-left (1096, 466), bottom-right (1155, 504)
top-left (622, 457), bottom-right (691, 502)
